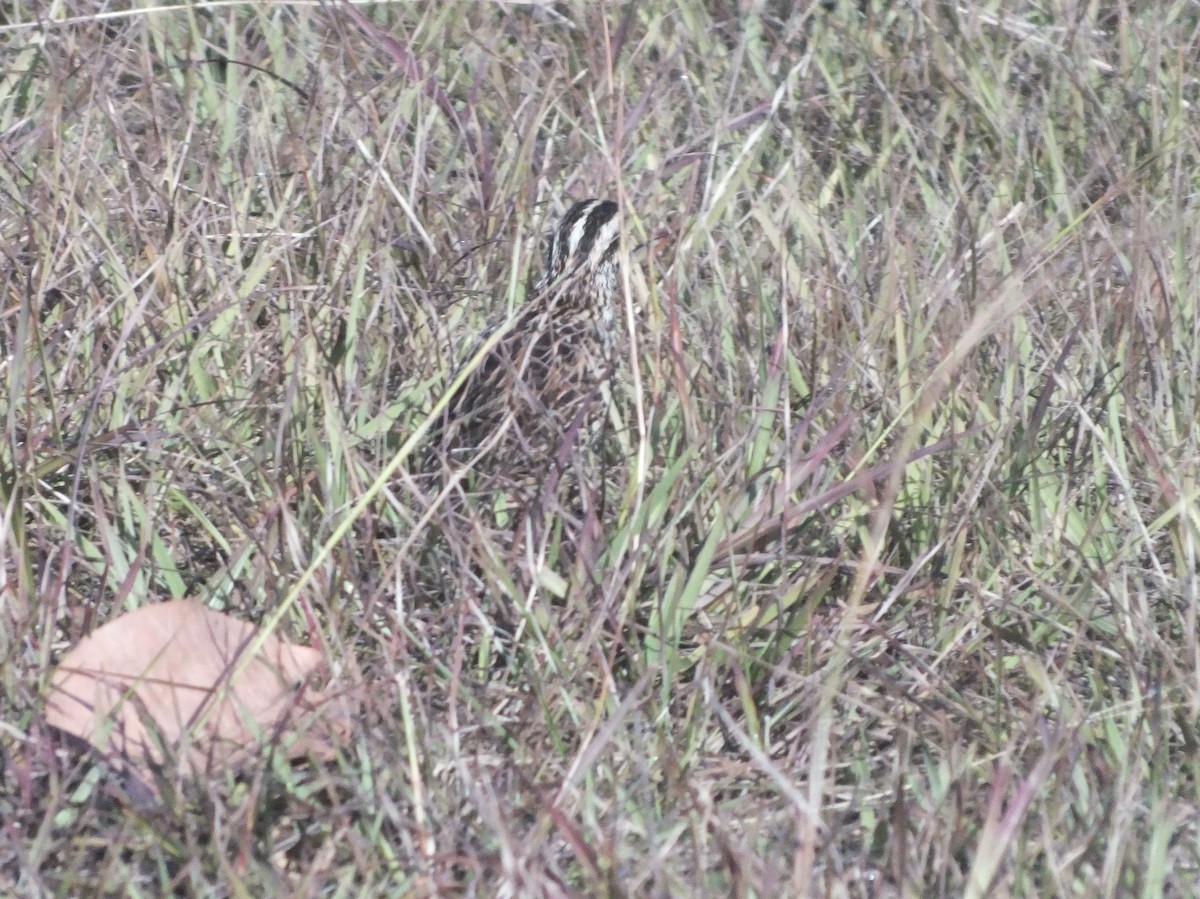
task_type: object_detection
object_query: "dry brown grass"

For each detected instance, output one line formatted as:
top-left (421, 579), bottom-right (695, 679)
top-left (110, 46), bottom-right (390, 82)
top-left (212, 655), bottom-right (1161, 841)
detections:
top-left (3, 1), bottom-right (1200, 896)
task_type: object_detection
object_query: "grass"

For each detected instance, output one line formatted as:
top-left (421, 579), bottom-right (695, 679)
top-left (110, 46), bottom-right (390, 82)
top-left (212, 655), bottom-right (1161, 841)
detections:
top-left (2, 0), bottom-right (1200, 895)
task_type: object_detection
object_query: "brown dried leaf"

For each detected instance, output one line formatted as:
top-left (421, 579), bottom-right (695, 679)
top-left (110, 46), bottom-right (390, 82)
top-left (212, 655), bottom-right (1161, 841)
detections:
top-left (45, 599), bottom-right (344, 783)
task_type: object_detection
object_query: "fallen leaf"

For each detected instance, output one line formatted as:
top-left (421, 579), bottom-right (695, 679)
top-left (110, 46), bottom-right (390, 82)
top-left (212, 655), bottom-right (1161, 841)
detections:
top-left (45, 599), bottom-right (345, 789)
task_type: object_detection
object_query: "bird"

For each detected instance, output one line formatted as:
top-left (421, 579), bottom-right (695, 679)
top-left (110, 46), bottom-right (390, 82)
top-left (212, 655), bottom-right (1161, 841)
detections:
top-left (428, 198), bottom-right (626, 479)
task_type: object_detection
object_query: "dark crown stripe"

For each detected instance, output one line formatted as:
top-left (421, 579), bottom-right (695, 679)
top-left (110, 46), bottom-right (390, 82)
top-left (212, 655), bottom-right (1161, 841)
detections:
top-left (540, 199), bottom-right (619, 289)
top-left (567, 200), bottom-right (618, 262)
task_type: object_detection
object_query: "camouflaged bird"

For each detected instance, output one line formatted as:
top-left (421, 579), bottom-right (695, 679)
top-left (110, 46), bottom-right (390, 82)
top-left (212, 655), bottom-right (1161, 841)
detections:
top-left (429, 199), bottom-right (625, 477)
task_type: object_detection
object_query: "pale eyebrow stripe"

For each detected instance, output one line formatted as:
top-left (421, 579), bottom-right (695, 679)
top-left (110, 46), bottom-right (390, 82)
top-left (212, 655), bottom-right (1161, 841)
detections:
top-left (588, 217), bottom-right (621, 268)
top-left (565, 199), bottom-right (602, 254)
top-left (537, 199), bottom-right (619, 290)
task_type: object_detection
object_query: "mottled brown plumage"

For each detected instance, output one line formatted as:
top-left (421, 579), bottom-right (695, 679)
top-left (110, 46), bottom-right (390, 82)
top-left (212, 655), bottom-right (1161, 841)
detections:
top-left (430, 199), bottom-right (624, 475)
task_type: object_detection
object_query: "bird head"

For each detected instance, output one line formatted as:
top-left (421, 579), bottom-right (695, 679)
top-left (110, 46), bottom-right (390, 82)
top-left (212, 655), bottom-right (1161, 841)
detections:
top-left (536, 199), bottom-right (621, 297)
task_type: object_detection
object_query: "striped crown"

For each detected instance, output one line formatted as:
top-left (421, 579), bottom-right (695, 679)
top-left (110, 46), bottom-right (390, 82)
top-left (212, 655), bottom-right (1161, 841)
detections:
top-left (534, 199), bottom-right (621, 300)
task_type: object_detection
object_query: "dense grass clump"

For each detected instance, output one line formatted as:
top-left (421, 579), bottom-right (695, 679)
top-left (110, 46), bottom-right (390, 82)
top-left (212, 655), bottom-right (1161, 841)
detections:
top-left (3, 1), bottom-right (1200, 895)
